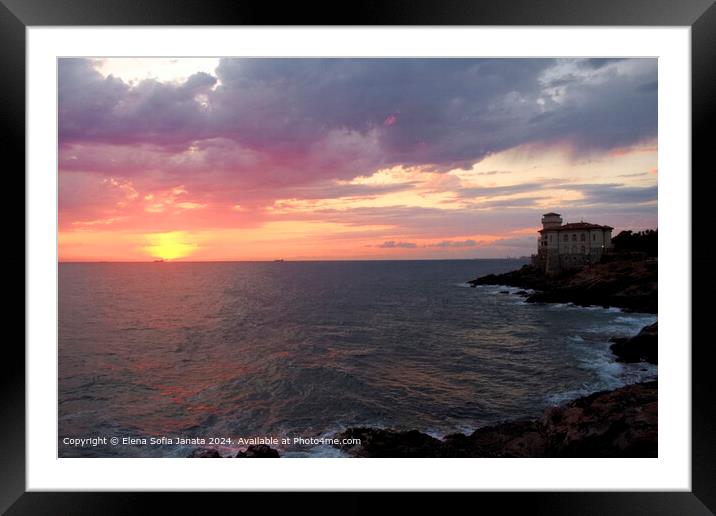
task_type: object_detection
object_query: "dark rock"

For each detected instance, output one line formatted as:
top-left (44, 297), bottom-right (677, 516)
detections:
top-left (610, 322), bottom-right (658, 364)
top-left (336, 427), bottom-right (443, 458)
top-left (515, 290), bottom-right (529, 296)
top-left (188, 447), bottom-right (221, 458)
top-left (235, 444), bottom-right (280, 458)
top-left (538, 381), bottom-right (658, 457)
top-left (469, 265), bottom-right (550, 291)
top-left (499, 290), bottom-right (510, 294)
top-left (335, 381), bottom-right (657, 458)
top-left (470, 259), bottom-right (657, 314)
top-left (444, 419), bottom-right (546, 458)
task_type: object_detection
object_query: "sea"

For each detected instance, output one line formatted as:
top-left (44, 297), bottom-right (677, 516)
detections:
top-left (58, 260), bottom-right (657, 457)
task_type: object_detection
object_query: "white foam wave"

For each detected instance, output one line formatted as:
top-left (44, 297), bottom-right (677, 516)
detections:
top-left (615, 315), bottom-right (657, 325)
top-left (548, 332), bottom-right (658, 407)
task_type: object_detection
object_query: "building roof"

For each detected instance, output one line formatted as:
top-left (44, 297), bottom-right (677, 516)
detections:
top-left (542, 212), bottom-right (561, 216)
top-left (539, 222), bottom-right (614, 233)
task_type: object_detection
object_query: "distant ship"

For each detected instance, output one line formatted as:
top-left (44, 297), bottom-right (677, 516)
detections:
top-left (153, 259), bottom-right (165, 263)
top-left (274, 259), bottom-right (285, 262)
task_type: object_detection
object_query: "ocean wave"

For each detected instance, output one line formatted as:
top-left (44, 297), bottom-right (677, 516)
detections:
top-left (60, 260), bottom-right (659, 458)
top-left (547, 337), bottom-right (658, 407)
top-left (546, 302), bottom-right (573, 309)
top-left (615, 315), bottom-right (657, 325)
top-left (474, 285), bottom-right (524, 295)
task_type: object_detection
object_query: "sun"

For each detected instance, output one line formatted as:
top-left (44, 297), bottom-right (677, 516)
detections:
top-left (143, 231), bottom-right (197, 261)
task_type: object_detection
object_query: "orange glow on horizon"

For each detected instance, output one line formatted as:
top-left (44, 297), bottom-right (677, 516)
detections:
top-left (143, 231), bottom-right (198, 261)
top-left (58, 142), bottom-right (657, 262)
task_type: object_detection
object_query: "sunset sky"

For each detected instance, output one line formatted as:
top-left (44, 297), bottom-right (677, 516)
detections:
top-left (58, 58), bottom-right (657, 261)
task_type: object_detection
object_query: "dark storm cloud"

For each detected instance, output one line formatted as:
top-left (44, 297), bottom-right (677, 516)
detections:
top-left (637, 81), bottom-right (658, 92)
top-left (59, 58), bottom-right (658, 176)
top-left (566, 183), bottom-right (658, 205)
top-left (457, 181), bottom-right (656, 208)
top-left (59, 59), bottom-right (217, 146)
top-left (581, 58), bottom-right (626, 70)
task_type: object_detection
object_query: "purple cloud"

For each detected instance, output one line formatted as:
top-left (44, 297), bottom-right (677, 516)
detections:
top-left (377, 241), bottom-right (418, 249)
top-left (426, 239), bottom-right (478, 248)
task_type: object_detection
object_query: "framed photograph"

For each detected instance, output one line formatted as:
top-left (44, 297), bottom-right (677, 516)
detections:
top-left (7, 0), bottom-right (714, 512)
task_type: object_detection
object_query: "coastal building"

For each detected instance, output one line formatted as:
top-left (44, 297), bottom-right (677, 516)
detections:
top-left (532, 212), bottom-right (613, 275)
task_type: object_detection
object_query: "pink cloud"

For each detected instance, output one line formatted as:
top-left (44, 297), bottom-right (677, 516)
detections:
top-left (57, 58), bottom-right (658, 260)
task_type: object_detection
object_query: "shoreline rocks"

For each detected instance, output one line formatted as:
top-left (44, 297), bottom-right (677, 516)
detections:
top-left (235, 444), bottom-right (280, 458)
top-left (335, 381), bottom-right (657, 458)
top-left (610, 322), bottom-right (658, 364)
top-left (189, 258), bottom-right (659, 460)
top-left (469, 260), bottom-right (657, 314)
top-left (336, 261), bottom-right (659, 458)
top-left (188, 444), bottom-right (281, 458)
top-left (188, 447), bottom-right (222, 458)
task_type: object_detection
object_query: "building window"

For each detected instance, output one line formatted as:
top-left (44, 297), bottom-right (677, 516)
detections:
top-left (572, 245), bottom-right (577, 253)
top-left (580, 233), bottom-right (586, 241)
top-left (563, 234), bottom-right (568, 242)
top-left (571, 234), bottom-right (577, 241)
top-left (592, 234), bottom-right (596, 241)
top-left (581, 245), bottom-right (585, 253)
top-left (549, 234), bottom-right (553, 241)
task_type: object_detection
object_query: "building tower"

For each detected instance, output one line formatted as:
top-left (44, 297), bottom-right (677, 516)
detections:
top-left (541, 212), bottom-right (563, 230)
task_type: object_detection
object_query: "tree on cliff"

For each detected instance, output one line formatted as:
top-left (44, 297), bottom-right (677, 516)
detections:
top-left (612, 229), bottom-right (658, 257)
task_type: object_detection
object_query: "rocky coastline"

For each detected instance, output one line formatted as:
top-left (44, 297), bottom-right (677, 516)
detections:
top-left (190, 258), bottom-right (658, 459)
top-left (334, 381), bottom-right (657, 457)
top-left (468, 258), bottom-right (657, 314)
top-left (333, 258), bottom-right (658, 458)
top-left (610, 322), bottom-right (658, 364)
top-left (188, 444), bottom-right (280, 458)
top-left (469, 256), bottom-right (658, 365)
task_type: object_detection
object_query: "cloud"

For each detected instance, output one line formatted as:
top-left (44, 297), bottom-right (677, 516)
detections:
top-left (376, 241), bottom-right (418, 249)
top-left (60, 58), bottom-right (657, 174)
top-left (490, 235), bottom-right (537, 247)
top-left (473, 196), bottom-right (549, 209)
top-left (474, 170), bottom-right (513, 176)
top-left (459, 182), bottom-right (556, 198)
top-left (618, 172), bottom-right (649, 178)
top-left (564, 183), bottom-right (658, 205)
top-left (425, 239), bottom-right (477, 248)
top-left (383, 114), bottom-right (398, 127)
top-left (581, 58), bottom-right (626, 70)
top-left (58, 58), bottom-right (658, 255)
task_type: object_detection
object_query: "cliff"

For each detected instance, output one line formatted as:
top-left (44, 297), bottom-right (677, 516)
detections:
top-left (469, 258), bottom-right (657, 314)
top-left (188, 444), bottom-right (280, 458)
top-left (335, 381), bottom-right (657, 458)
top-left (610, 322), bottom-right (658, 364)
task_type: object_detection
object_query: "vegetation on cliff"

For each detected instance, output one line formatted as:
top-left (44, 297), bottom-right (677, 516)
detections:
top-left (612, 229), bottom-right (658, 257)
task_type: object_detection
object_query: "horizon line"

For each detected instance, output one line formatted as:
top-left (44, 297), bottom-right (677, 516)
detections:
top-left (58, 257), bottom-right (532, 264)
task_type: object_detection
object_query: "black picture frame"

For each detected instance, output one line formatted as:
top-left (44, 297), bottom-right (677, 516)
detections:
top-left (4, 0), bottom-right (714, 513)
